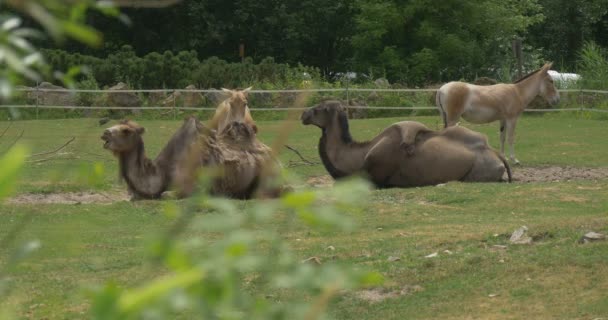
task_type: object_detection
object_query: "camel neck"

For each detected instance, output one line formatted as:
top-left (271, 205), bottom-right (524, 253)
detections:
top-left (318, 115), bottom-right (372, 179)
top-left (118, 140), bottom-right (167, 199)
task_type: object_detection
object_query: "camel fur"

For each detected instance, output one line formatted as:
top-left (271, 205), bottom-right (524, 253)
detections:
top-left (101, 117), bottom-right (281, 200)
top-left (209, 87), bottom-right (257, 134)
top-left (301, 100), bottom-right (511, 188)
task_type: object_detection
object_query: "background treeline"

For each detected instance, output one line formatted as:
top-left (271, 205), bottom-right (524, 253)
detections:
top-left (41, 0), bottom-right (608, 88)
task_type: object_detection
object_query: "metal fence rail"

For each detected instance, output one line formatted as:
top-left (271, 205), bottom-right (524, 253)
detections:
top-left (3, 88), bottom-right (608, 115)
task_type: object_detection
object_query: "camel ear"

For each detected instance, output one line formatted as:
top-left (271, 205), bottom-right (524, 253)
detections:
top-left (243, 86), bottom-right (253, 92)
top-left (221, 88), bottom-right (232, 93)
top-left (135, 127), bottom-right (145, 135)
top-left (543, 62), bottom-right (553, 72)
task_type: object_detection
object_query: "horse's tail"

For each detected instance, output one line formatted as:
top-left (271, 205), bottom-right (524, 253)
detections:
top-left (435, 87), bottom-right (448, 128)
top-left (495, 150), bottom-right (512, 183)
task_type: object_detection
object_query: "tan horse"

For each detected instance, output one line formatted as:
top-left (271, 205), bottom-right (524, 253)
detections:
top-left (209, 87), bottom-right (257, 134)
top-left (436, 63), bottom-right (560, 164)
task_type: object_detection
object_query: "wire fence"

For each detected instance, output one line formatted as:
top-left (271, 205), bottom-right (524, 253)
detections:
top-left (2, 87), bottom-right (608, 120)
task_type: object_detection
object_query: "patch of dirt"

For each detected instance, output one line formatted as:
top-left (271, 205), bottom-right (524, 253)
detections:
top-left (512, 166), bottom-right (608, 183)
top-left (306, 175), bottom-right (334, 187)
top-left (356, 285), bottom-right (424, 303)
top-left (6, 191), bottom-right (129, 205)
top-left (306, 166), bottom-right (608, 187)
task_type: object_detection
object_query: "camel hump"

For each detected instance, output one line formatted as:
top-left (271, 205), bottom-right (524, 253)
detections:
top-left (441, 126), bottom-right (490, 149)
top-left (391, 121), bottom-right (433, 146)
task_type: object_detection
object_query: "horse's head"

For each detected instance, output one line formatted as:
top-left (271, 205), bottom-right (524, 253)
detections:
top-left (539, 62), bottom-right (560, 106)
top-left (221, 87), bottom-right (252, 115)
top-left (301, 100), bottom-right (346, 129)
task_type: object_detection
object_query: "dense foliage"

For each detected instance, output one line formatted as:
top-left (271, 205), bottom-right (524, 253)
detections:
top-left (42, 46), bottom-right (320, 89)
top-left (46, 0), bottom-right (608, 87)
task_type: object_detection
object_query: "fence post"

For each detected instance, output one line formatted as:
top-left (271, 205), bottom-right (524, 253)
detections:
top-left (35, 82), bottom-right (39, 120)
top-left (172, 90), bottom-right (177, 120)
top-left (345, 74), bottom-right (350, 103)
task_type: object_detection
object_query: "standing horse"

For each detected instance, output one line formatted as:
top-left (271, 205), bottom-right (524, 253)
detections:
top-left (436, 63), bottom-right (560, 164)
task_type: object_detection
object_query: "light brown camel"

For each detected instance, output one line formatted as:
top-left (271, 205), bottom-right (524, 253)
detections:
top-left (209, 87), bottom-right (257, 134)
top-left (101, 117), bottom-right (280, 200)
top-left (436, 62), bottom-right (560, 164)
top-left (301, 101), bottom-right (511, 188)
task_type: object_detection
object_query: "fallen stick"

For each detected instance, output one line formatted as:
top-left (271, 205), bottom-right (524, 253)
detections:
top-left (29, 137), bottom-right (76, 157)
top-left (284, 144), bottom-right (317, 165)
top-left (2, 129), bottom-right (24, 153)
top-left (0, 122), bottom-right (12, 140)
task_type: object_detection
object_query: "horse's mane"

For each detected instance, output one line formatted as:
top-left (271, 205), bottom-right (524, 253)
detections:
top-left (513, 68), bottom-right (541, 84)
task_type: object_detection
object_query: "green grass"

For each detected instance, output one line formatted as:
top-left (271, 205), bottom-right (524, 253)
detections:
top-left (1, 114), bottom-right (608, 319)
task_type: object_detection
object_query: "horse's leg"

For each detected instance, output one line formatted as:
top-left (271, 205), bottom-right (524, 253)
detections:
top-left (499, 119), bottom-right (506, 156)
top-left (505, 118), bottom-right (520, 165)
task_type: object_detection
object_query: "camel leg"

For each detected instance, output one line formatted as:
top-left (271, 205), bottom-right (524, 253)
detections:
top-left (499, 119), bottom-right (506, 156)
top-left (505, 118), bottom-right (520, 165)
top-left (445, 111), bottom-right (461, 127)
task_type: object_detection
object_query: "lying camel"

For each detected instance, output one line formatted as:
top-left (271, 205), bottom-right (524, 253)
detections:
top-left (101, 117), bottom-right (281, 200)
top-left (301, 100), bottom-right (511, 188)
top-left (209, 87), bottom-right (257, 134)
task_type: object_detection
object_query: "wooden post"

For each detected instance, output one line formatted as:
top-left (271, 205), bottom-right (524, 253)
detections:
top-left (239, 39), bottom-right (245, 63)
top-left (35, 82), bottom-right (39, 120)
top-left (511, 38), bottom-right (523, 80)
top-left (173, 90), bottom-right (177, 120)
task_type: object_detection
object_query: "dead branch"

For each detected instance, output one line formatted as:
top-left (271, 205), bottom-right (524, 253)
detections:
top-left (286, 160), bottom-right (318, 168)
top-left (27, 156), bottom-right (80, 164)
top-left (284, 144), bottom-right (317, 165)
top-left (29, 137), bottom-right (75, 158)
top-left (0, 122), bottom-right (12, 140)
top-left (2, 129), bottom-right (24, 153)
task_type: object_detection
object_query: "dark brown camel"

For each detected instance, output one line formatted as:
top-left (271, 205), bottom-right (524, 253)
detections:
top-left (301, 101), bottom-right (511, 188)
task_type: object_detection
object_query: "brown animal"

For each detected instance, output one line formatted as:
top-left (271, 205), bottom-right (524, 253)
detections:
top-left (436, 62), bottom-right (560, 164)
top-left (301, 101), bottom-right (511, 188)
top-left (101, 117), bottom-right (281, 200)
top-left (209, 87), bottom-right (257, 134)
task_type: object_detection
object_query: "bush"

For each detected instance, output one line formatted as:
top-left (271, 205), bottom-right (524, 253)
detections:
top-left (41, 47), bottom-right (322, 90)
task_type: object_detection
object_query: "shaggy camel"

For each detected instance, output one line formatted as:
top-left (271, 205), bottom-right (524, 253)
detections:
top-left (209, 87), bottom-right (257, 134)
top-left (101, 117), bottom-right (280, 200)
top-left (436, 62), bottom-right (560, 164)
top-left (301, 101), bottom-right (511, 188)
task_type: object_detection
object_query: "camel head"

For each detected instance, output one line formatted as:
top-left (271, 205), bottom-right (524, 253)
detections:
top-left (221, 87), bottom-right (252, 117)
top-left (539, 62), bottom-right (560, 106)
top-left (301, 100), bottom-right (346, 128)
top-left (101, 120), bottom-right (145, 154)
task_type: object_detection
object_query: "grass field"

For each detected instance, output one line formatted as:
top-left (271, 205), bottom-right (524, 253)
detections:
top-left (1, 114), bottom-right (608, 319)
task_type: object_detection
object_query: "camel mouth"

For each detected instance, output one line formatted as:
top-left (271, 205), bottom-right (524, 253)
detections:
top-left (101, 134), bottom-right (111, 149)
top-left (301, 112), bottom-right (312, 125)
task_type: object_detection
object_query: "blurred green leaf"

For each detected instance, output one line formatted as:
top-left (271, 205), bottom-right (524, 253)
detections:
top-left (117, 268), bottom-right (206, 314)
top-left (0, 144), bottom-right (28, 200)
top-left (60, 20), bottom-right (102, 47)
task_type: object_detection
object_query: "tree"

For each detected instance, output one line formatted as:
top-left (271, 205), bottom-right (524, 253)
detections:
top-left (350, 0), bottom-right (544, 85)
top-left (528, 0), bottom-right (608, 70)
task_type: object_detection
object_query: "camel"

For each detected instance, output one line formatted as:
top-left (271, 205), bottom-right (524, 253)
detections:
top-left (301, 100), bottom-right (511, 188)
top-left (209, 87), bottom-right (257, 134)
top-left (436, 62), bottom-right (560, 164)
top-left (101, 117), bottom-right (281, 200)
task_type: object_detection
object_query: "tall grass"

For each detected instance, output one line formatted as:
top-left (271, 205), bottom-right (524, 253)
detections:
top-left (578, 42), bottom-right (608, 90)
